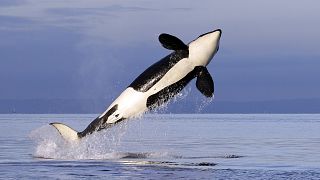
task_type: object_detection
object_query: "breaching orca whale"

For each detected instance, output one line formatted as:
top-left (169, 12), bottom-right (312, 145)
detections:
top-left (50, 29), bottom-right (222, 142)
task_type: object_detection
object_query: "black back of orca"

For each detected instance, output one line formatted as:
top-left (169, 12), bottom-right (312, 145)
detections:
top-left (129, 50), bottom-right (189, 92)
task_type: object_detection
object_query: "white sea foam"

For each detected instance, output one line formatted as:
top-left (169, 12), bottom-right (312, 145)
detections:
top-left (29, 122), bottom-right (129, 160)
top-left (29, 121), bottom-right (174, 160)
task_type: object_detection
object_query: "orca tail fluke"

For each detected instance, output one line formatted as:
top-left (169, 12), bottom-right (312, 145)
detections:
top-left (50, 123), bottom-right (80, 142)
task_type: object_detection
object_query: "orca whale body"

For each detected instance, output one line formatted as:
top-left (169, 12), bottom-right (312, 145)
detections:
top-left (50, 29), bottom-right (222, 142)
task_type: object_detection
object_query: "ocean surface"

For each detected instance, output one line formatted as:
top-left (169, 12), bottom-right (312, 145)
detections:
top-left (0, 114), bottom-right (320, 179)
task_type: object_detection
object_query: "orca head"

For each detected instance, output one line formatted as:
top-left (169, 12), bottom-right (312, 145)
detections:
top-left (188, 29), bottom-right (222, 66)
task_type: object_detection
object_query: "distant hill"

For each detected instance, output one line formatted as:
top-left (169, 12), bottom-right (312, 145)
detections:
top-left (1, 98), bottom-right (319, 114)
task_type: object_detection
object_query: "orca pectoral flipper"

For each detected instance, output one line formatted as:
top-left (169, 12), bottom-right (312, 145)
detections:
top-left (195, 66), bottom-right (214, 98)
top-left (159, 33), bottom-right (188, 50)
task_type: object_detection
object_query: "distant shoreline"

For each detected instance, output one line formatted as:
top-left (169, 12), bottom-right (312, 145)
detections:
top-left (1, 98), bottom-right (320, 114)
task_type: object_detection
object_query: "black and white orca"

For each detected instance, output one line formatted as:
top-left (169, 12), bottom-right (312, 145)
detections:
top-left (50, 29), bottom-right (222, 142)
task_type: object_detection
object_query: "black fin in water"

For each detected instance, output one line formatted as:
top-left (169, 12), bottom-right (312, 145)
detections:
top-left (195, 66), bottom-right (214, 98)
top-left (158, 33), bottom-right (188, 50)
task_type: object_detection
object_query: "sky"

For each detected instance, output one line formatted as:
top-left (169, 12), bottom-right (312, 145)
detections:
top-left (1, 0), bottom-right (320, 107)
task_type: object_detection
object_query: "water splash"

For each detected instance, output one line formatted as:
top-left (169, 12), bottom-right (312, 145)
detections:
top-left (150, 86), bottom-right (191, 114)
top-left (196, 95), bottom-right (214, 113)
top-left (29, 120), bottom-right (176, 160)
top-left (29, 122), bottom-right (129, 160)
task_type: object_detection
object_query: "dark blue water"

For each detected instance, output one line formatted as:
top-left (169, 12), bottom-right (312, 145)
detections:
top-left (1, 114), bottom-right (320, 179)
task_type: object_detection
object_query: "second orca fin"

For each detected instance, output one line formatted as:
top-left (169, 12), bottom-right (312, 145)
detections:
top-left (195, 66), bottom-right (214, 98)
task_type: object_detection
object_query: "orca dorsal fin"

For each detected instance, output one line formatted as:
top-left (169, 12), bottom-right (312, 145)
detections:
top-left (159, 33), bottom-right (188, 50)
top-left (195, 66), bottom-right (214, 98)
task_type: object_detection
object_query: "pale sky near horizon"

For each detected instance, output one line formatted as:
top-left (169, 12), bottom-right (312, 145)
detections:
top-left (1, 0), bottom-right (320, 103)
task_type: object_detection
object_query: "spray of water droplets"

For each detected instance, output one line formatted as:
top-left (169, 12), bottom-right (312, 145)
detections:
top-left (29, 122), bottom-right (129, 160)
top-left (196, 95), bottom-right (214, 113)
